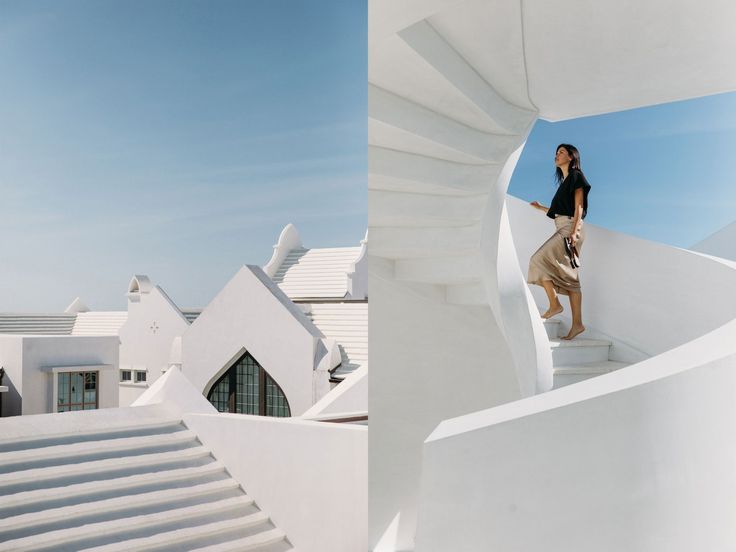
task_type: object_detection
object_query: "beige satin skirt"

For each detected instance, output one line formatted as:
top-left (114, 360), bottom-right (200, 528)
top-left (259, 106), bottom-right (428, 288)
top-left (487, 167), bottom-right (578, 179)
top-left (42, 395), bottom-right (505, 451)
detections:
top-left (527, 216), bottom-right (585, 296)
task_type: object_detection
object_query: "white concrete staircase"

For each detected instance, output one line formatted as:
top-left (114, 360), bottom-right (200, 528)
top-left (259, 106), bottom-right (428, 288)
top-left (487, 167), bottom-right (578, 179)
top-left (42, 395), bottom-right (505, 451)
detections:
top-left (0, 418), bottom-right (293, 552)
top-left (369, 18), bottom-right (538, 304)
top-left (542, 319), bottom-right (629, 389)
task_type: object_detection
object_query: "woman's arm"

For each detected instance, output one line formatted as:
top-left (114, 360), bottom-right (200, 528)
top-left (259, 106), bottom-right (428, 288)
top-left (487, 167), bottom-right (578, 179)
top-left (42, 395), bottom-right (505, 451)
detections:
top-left (530, 201), bottom-right (549, 214)
top-left (570, 188), bottom-right (584, 245)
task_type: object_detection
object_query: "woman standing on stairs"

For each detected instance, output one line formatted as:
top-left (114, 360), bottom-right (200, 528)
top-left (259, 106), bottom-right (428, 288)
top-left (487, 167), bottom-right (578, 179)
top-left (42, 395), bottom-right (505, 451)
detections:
top-left (527, 143), bottom-right (591, 340)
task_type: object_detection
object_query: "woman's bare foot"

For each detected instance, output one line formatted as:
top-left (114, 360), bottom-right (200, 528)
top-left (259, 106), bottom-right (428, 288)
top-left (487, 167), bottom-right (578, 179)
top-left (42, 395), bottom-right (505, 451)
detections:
top-left (561, 324), bottom-right (586, 340)
top-left (541, 303), bottom-right (563, 319)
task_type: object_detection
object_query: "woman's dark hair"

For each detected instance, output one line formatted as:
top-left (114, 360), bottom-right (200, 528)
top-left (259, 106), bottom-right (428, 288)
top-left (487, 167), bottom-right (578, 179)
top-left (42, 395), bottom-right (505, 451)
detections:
top-left (554, 143), bottom-right (582, 185)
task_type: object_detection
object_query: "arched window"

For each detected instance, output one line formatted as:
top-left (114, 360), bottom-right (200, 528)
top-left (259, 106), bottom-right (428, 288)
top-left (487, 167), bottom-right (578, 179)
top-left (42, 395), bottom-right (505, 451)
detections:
top-left (206, 351), bottom-right (290, 417)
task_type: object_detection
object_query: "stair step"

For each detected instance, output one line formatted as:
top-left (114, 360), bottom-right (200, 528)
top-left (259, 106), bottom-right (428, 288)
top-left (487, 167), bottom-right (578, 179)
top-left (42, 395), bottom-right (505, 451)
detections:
top-left (395, 255), bottom-right (482, 285)
top-left (542, 318), bottom-right (561, 339)
top-left (0, 478), bottom-right (242, 536)
top-left (369, 84), bottom-right (520, 163)
top-left (445, 281), bottom-right (486, 305)
top-left (0, 430), bottom-right (198, 468)
top-left (370, 226), bottom-right (479, 259)
top-left (398, 20), bottom-right (536, 135)
top-left (553, 360), bottom-right (629, 375)
top-left (189, 527), bottom-right (289, 552)
top-left (0, 446), bottom-right (212, 491)
top-left (553, 361), bottom-right (630, 389)
top-left (1, 495), bottom-right (254, 551)
top-left (1, 461), bottom-right (227, 515)
top-left (0, 419), bottom-right (184, 452)
top-left (549, 338), bottom-right (611, 365)
top-left (80, 517), bottom-right (280, 552)
top-left (369, 189), bottom-right (485, 228)
top-left (368, 145), bottom-right (501, 196)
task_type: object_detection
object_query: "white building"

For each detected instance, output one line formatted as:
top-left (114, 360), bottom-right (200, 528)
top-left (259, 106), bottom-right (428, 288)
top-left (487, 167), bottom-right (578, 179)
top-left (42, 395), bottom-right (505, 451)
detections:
top-left (0, 224), bottom-right (367, 552)
top-left (0, 223), bottom-right (366, 418)
top-left (368, 1), bottom-right (736, 550)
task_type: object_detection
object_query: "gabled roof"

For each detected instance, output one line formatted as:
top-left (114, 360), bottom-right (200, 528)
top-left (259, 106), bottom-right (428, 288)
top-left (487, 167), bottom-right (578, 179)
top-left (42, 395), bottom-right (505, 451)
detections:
top-left (272, 246), bottom-right (362, 299)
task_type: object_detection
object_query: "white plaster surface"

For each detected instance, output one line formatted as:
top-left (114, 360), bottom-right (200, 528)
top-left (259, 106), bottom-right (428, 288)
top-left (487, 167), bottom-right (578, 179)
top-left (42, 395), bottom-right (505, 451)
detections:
top-left (369, 261), bottom-right (520, 548)
top-left (302, 365), bottom-right (367, 418)
top-left (415, 316), bottom-right (736, 551)
top-left (691, 220), bottom-right (736, 261)
top-left (0, 403), bottom-right (175, 442)
top-left (132, 366), bottom-right (216, 416)
top-left (368, 1), bottom-right (736, 550)
top-left (184, 412), bottom-right (366, 552)
top-left (118, 282), bottom-right (190, 407)
top-left (182, 265), bottom-right (328, 415)
top-left (372, 0), bottom-right (736, 121)
top-left (0, 335), bottom-right (118, 416)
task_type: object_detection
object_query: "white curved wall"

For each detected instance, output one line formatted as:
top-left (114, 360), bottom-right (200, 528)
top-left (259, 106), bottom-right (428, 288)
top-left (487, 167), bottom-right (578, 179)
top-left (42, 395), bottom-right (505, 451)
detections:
top-left (691, 220), bottom-right (736, 261)
top-left (507, 194), bottom-right (736, 356)
top-left (415, 314), bottom-right (736, 551)
top-left (369, 1), bottom-right (736, 549)
top-left (369, 259), bottom-right (520, 548)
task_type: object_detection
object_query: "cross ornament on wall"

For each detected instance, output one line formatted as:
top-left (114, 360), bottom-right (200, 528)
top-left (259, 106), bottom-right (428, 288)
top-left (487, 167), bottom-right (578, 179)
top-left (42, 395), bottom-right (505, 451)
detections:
top-left (150, 321), bottom-right (160, 334)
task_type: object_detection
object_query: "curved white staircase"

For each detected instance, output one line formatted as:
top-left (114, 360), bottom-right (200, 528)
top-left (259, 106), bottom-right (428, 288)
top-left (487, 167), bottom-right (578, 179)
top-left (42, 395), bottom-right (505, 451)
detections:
top-left (369, 1), bottom-right (736, 551)
top-left (0, 417), bottom-right (292, 552)
top-left (542, 319), bottom-right (630, 389)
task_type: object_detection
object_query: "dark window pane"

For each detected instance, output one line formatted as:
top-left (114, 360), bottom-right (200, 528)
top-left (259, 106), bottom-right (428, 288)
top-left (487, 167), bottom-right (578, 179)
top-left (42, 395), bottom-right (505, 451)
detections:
top-left (206, 351), bottom-right (290, 417)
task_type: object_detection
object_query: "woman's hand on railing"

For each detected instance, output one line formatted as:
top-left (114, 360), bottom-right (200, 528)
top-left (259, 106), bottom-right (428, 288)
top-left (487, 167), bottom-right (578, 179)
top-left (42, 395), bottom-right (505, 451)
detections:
top-left (530, 201), bottom-right (548, 214)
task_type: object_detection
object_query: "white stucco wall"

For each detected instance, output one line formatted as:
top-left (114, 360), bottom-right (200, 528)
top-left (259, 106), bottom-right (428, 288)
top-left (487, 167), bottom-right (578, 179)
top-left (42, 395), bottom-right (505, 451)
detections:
top-left (0, 335), bottom-right (118, 416)
top-left (182, 265), bottom-right (328, 416)
top-left (0, 336), bottom-right (24, 417)
top-left (414, 316), bottom-right (736, 552)
top-left (118, 283), bottom-right (190, 407)
top-left (369, 257), bottom-right (521, 548)
top-left (133, 366), bottom-right (217, 416)
top-left (183, 412), bottom-right (367, 552)
top-left (302, 365), bottom-right (367, 418)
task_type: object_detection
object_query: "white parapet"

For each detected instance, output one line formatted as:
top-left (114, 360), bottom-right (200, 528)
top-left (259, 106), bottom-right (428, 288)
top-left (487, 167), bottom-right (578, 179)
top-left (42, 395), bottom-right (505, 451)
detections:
top-left (184, 412), bottom-right (367, 552)
top-left (415, 316), bottom-right (736, 551)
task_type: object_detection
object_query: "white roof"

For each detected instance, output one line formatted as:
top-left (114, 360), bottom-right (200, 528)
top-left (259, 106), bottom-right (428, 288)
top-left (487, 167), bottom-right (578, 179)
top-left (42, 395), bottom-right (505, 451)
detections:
top-left (305, 302), bottom-right (368, 379)
top-left (0, 311), bottom-right (129, 337)
top-left (272, 247), bottom-right (362, 299)
top-left (0, 314), bottom-right (77, 335)
top-left (71, 311), bottom-right (128, 336)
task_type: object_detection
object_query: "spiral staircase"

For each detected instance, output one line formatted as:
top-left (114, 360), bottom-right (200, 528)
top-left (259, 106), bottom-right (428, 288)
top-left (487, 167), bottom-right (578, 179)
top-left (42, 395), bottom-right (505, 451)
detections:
top-left (369, 1), bottom-right (736, 551)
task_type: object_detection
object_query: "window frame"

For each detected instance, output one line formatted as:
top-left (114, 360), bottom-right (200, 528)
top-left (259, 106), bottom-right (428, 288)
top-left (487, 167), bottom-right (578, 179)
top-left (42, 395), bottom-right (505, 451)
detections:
top-left (206, 351), bottom-right (290, 417)
top-left (57, 370), bottom-right (99, 412)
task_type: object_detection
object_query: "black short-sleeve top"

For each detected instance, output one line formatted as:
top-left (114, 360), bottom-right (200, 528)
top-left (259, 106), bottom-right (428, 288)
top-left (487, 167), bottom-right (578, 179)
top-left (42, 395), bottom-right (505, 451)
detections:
top-left (547, 169), bottom-right (591, 219)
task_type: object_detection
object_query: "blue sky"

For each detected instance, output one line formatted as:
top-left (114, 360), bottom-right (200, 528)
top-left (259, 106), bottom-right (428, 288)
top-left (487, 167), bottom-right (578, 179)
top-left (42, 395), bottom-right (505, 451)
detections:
top-left (509, 91), bottom-right (736, 247)
top-left (0, 0), bottom-right (367, 311)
